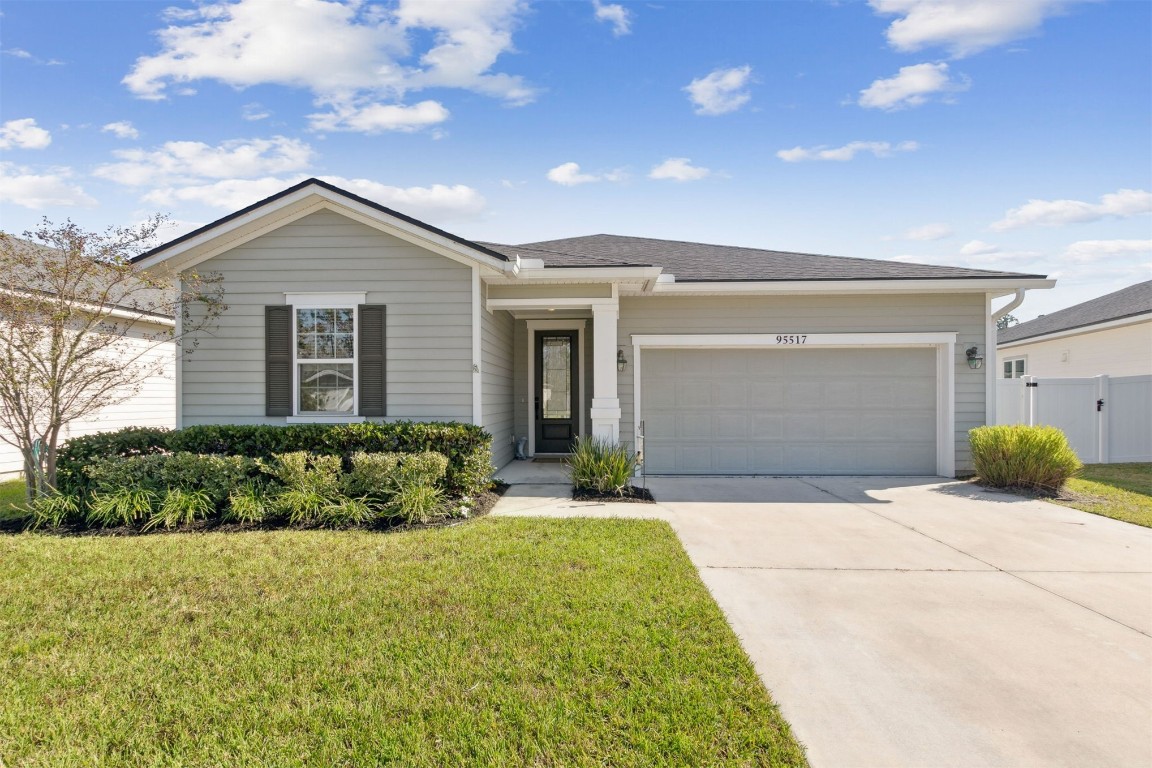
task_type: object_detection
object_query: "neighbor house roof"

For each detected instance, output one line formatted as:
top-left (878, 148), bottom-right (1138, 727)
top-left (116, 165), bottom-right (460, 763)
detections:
top-left (999, 280), bottom-right (1152, 344)
top-left (478, 234), bottom-right (1047, 282)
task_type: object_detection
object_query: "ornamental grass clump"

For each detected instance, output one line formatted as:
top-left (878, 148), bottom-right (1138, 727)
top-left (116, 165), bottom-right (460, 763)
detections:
top-left (969, 424), bottom-right (1083, 494)
top-left (567, 436), bottom-right (637, 497)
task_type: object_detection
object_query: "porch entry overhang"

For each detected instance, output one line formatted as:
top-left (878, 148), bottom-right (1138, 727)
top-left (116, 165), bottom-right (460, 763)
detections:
top-left (630, 333), bottom-right (958, 477)
top-left (487, 292), bottom-right (622, 456)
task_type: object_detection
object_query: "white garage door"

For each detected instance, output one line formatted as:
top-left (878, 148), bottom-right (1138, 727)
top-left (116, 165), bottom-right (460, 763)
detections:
top-left (641, 348), bottom-right (938, 475)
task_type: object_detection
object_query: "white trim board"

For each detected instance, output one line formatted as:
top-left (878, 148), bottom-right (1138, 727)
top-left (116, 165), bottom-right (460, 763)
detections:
top-left (526, 319), bottom-right (586, 457)
top-left (630, 331), bottom-right (958, 477)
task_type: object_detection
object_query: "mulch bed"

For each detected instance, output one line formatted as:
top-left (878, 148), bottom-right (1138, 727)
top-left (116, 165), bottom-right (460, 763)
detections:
top-left (572, 485), bottom-right (656, 504)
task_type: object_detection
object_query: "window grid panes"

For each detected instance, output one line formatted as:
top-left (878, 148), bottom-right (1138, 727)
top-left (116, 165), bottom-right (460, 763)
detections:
top-left (1003, 358), bottom-right (1026, 379)
top-left (296, 307), bottom-right (354, 414)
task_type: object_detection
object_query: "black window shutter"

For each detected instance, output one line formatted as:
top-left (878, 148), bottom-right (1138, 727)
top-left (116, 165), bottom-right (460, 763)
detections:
top-left (265, 306), bottom-right (292, 417)
top-left (358, 305), bottom-right (387, 416)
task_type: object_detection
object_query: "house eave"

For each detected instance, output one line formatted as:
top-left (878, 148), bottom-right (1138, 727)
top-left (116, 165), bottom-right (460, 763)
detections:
top-left (649, 277), bottom-right (1055, 297)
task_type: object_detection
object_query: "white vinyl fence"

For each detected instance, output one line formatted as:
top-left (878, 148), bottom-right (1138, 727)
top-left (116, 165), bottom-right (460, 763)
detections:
top-left (996, 374), bottom-right (1152, 464)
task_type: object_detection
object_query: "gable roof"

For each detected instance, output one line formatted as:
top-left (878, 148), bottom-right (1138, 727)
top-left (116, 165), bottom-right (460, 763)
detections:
top-left (133, 178), bottom-right (1047, 287)
top-left (998, 280), bottom-right (1152, 344)
top-left (478, 234), bottom-right (1047, 282)
top-left (132, 177), bottom-right (509, 265)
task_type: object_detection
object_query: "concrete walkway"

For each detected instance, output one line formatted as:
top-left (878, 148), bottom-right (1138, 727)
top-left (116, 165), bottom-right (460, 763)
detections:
top-left (491, 473), bottom-right (1152, 768)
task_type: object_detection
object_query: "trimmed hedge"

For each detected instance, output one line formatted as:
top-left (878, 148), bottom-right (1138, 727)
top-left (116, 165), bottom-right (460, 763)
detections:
top-left (57, 422), bottom-right (493, 498)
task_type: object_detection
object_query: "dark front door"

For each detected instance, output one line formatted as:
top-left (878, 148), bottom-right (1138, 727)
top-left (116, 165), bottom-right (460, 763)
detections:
top-left (535, 331), bottom-right (579, 453)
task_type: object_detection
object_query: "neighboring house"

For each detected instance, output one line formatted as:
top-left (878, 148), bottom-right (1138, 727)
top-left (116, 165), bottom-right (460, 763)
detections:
top-left (997, 280), bottom-right (1152, 379)
top-left (132, 179), bottom-right (1053, 477)
top-left (0, 275), bottom-right (176, 479)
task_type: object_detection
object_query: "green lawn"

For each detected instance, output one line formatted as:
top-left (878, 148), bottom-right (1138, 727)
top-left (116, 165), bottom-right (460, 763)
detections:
top-left (0, 478), bottom-right (27, 522)
top-left (1056, 463), bottom-right (1152, 528)
top-left (0, 518), bottom-right (806, 767)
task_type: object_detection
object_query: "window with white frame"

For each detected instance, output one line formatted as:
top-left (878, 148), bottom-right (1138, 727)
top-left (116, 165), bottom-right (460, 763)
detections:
top-left (295, 307), bottom-right (355, 413)
top-left (1002, 357), bottom-right (1026, 379)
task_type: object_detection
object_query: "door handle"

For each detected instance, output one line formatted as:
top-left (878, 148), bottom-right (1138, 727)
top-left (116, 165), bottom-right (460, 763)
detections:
top-left (535, 396), bottom-right (541, 420)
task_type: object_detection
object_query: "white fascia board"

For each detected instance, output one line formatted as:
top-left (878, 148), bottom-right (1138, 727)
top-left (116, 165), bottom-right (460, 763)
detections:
top-left (486, 297), bottom-right (619, 311)
top-left (133, 186), bottom-right (508, 273)
top-left (650, 278), bottom-right (1055, 296)
top-left (631, 332), bottom-right (957, 348)
top-left (997, 313), bottom-right (1152, 349)
top-left (503, 266), bottom-right (664, 283)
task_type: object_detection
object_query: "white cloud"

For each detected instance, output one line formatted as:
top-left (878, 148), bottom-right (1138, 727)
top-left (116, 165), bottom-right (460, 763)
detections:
top-left (684, 65), bottom-right (753, 116)
top-left (1063, 239), bottom-right (1152, 263)
top-left (0, 118), bottom-right (52, 150)
top-left (870, 0), bottom-right (1076, 58)
top-left (777, 140), bottom-right (918, 162)
top-left (122, 0), bottom-right (534, 132)
top-left (94, 136), bottom-right (314, 186)
top-left (990, 188), bottom-right (1152, 231)
top-left (307, 99), bottom-right (449, 133)
top-left (902, 223), bottom-right (953, 241)
top-left (858, 62), bottom-right (969, 110)
top-left (0, 163), bottom-right (95, 208)
top-left (2, 47), bottom-right (64, 66)
top-left (648, 157), bottom-right (711, 182)
top-left (242, 102), bottom-right (271, 121)
top-left (143, 175), bottom-right (486, 221)
top-left (960, 239), bottom-right (1000, 256)
top-left (546, 161), bottom-right (626, 186)
top-left (101, 121), bottom-right (140, 140)
top-left (593, 0), bottom-right (632, 36)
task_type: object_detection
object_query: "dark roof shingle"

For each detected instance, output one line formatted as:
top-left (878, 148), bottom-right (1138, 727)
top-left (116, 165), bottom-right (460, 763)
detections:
top-left (477, 234), bottom-right (1045, 282)
top-left (998, 280), bottom-right (1152, 344)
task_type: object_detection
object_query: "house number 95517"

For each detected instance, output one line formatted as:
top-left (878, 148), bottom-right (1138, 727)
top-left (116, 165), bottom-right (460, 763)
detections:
top-left (775, 335), bottom-right (807, 344)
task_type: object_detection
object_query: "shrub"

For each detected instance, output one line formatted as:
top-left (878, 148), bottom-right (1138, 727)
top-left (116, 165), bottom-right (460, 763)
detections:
top-left (344, 452), bottom-right (402, 497)
top-left (969, 425), bottom-right (1083, 493)
top-left (143, 489), bottom-right (213, 532)
top-left (567, 437), bottom-right (637, 496)
top-left (400, 452), bottom-right (449, 485)
top-left (56, 426), bottom-right (171, 496)
top-left (386, 480), bottom-right (445, 524)
top-left (84, 453), bottom-right (258, 510)
top-left (225, 481), bottom-right (273, 524)
top-left (265, 452), bottom-right (358, 527)
top-left (86, 489), bottom-right (156, 528)
top-left (27, 493), bottom-right (82, 530)
top-left (319, 495), bottom-right (378, 527)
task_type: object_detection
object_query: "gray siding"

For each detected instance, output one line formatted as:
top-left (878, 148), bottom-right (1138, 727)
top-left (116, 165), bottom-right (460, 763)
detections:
top-left (182, 210), bottom-right (473, 425)
top-left (618, 293), bottom-right (987, 474)
top-left (482, 309), bottom-right (515, 468)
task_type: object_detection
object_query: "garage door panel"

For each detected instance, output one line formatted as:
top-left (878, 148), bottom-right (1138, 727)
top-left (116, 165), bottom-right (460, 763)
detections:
top-left (642, 348), bottom-right (938, 475)
top-left (715, 413), bottom-right (750, 439)
top-left (680, 412), bottom-right (712, 439)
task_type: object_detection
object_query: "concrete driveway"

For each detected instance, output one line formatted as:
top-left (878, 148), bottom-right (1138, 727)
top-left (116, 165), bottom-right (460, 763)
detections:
top-left (492, 475), bottom-right (1152, 767)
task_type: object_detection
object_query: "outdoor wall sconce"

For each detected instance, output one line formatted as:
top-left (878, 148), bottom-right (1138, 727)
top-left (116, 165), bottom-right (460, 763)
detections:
top-left (617, 348), bottom-right (628, 372)
top-left (965, 346), bottom-right (984, 370)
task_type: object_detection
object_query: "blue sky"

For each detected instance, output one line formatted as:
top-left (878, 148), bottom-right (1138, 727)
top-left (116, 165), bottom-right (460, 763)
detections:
top-left (1, 0), bottom-right (1149, 319)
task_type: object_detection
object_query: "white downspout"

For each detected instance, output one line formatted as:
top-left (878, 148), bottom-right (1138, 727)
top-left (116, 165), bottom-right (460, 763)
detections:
top-left (987, 289), bottom-right (1027, 427)
top-left (992, 289), bottom-right (1027, 323)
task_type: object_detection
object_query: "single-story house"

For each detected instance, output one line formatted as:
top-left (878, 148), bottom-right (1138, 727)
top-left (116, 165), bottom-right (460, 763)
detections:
top-left (133, 178), bottom-right (1053, 477)
top-left (998, 280), bottom-right (1152, 379)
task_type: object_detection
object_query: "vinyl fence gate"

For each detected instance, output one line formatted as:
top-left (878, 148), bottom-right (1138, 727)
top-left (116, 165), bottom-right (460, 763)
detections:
top-left (996, 374), bottom-right (1152, 464)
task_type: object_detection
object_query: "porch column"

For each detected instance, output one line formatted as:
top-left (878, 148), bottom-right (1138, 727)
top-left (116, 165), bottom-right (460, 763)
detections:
top-left (590, 303), bottom-right (622, 442)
